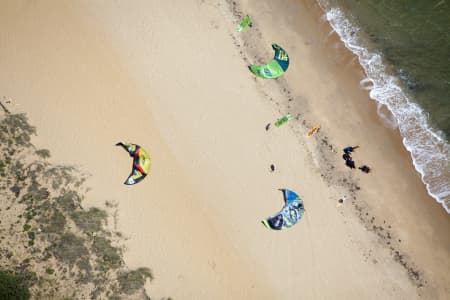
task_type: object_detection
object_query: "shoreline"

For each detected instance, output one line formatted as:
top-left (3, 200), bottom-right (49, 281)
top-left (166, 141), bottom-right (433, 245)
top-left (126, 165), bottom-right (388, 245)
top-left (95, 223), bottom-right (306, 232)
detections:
top-left (0, 0), bottom-right (449, 299)
top-left (316, 0), bottom-right (450, 213)
top-left (233, 0), bottom-right (450, 296)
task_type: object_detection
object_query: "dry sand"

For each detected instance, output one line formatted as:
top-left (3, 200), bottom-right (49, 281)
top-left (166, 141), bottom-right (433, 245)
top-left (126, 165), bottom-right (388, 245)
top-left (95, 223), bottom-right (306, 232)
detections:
top-left (0, 0), bottom-right (448, 299)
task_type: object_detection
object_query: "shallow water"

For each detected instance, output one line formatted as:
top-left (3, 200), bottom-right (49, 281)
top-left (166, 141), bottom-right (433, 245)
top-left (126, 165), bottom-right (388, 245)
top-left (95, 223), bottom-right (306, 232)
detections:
top-left (333, 0), bottom-right (450, 137)
top-left (316, 0), bottom-right (450, 212)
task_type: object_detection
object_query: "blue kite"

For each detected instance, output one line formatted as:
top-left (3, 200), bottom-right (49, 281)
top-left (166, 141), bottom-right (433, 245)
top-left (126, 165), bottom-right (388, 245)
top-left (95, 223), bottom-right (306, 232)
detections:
top-left (262, 189), bottom-right (305, 230)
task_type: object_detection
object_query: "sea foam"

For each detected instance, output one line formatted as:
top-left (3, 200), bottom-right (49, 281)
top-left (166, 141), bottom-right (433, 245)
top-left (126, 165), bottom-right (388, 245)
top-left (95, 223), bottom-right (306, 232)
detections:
top-left (319, 5), bottom-right (450, 213)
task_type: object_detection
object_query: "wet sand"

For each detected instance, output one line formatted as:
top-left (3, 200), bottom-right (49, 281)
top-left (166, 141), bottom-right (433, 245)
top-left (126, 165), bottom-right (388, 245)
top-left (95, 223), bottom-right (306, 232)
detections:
top-left (0, 0), bottom-right (448, 299)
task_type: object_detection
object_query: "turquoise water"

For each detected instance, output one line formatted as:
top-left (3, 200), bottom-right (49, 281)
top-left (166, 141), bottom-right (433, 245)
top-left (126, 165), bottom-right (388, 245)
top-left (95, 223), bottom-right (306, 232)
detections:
top-left (316, 0), bottom-right (450, 212)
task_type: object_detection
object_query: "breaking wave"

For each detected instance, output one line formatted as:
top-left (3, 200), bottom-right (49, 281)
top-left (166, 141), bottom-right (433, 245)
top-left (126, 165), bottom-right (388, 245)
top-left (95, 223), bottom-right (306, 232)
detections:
top-left (319, 5), bottom-right (450, 213)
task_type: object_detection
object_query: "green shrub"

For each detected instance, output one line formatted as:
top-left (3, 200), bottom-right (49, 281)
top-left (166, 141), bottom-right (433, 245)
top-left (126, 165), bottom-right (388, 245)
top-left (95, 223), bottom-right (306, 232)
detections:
top-left (54, 190), bottom-right (80, 211)
top-left (71, 208), bottom-right (107, 233)
top-left (27, 231), bottom-right (35, 246)
top-left (93, 237), bottom-right (122, 269)
top-left (44, 166), bottom-right (76, 190)
top-left (35, 149), bottom-right (50, 159)
top-left (76, 257), bottom-right (92, 273)
top-left (118, 267), bottom-right (153, 295)
top-left (0, 270), bottom-right (31, 300)
top-left (45, 268), bottom-right (54, 275)
top-left (25, 187), bottom-right (50, 202)
top-left (49, 233), bottom-right (88, 265)
top-left (42, 209), bottom-right (66, 235)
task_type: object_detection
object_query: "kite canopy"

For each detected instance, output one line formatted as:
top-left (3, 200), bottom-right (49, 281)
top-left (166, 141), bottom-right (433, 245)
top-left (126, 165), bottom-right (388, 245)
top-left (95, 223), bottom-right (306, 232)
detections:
top-left (262, 189), bottom-right (305, 230)
top-left (274, 114), bottom-right (292, 127)
top-left (248, 44), bottom-right (289, 79)
top-left (116, 142), bottom-right (151, 185)
top-left (237, 15), bottom-right (252, 32)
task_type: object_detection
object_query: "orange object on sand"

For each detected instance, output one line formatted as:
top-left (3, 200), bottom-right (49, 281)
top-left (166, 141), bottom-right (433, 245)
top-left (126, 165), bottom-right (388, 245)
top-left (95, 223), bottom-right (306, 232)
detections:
top-left (308, 125), bottom-right (320, 136)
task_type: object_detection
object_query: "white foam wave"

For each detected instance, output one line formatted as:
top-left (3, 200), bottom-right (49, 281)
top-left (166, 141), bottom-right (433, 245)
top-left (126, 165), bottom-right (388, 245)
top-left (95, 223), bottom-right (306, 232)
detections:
top-left (320, 5), bottom-right (450, 213)
top-left (360, 78), bottom-right (374, 90)
top-left (376, 103), bottom-right (398, 129)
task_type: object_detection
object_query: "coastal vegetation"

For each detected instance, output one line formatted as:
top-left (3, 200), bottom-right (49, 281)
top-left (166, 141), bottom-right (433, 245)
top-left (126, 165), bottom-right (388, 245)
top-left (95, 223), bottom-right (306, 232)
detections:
top-left (0, 109), bottom-right (166, 299)
top-left (0, 270), bottom-right (31, 300)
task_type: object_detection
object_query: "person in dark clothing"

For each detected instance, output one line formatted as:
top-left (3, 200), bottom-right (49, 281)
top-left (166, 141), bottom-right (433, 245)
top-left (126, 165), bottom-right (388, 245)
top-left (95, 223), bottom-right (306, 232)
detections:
top-left (343, 145), bottom-right (359, 154)
top-left (270, 164), bottom-right (275, 172)
top-left (358, 165), bottom-right (371, 173)
top-left (342, 153), bottom-right (351, 161)
top-left (345, 157), bottom-right (356, 169)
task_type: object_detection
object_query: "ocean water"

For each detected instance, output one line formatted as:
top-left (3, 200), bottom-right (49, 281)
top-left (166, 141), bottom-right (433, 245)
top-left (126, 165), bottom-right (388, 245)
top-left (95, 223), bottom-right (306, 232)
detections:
top-left (315, 0), bottom-right (450, 212)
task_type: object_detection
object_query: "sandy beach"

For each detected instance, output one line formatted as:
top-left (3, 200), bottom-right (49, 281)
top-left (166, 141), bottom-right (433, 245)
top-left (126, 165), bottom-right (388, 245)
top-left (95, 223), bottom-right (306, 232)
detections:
top-left (1, 0), bottom-right (449, 299)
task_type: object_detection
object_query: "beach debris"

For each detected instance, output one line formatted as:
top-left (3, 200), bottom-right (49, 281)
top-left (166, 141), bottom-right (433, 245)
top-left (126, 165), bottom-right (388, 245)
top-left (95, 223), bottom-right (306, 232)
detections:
top-left (274, 114), bottom-right (292, 127)
top-left (337, 195), bottom-right (346, 207)
top-left (237, 15), bottom-right (252, 32)
top-left (307, 125), bottom-right (321, 136)
top-left (116, 142), bottom-right (151, 185)
top-left (248, 44), bottom-right (289, 79)
top-left (262, 189), bottom-right (305, 230)
top-left (265, 123), bottom-right (271, 131)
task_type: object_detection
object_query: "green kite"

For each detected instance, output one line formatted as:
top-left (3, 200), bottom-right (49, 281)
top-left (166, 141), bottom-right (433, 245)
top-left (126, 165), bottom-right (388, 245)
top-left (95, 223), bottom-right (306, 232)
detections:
top-left (237, 15), bottom-right (252, 32)
top-left (274, 114), bottom-right (292, 127)
top-left (248, 44), bottom-right (290, 79)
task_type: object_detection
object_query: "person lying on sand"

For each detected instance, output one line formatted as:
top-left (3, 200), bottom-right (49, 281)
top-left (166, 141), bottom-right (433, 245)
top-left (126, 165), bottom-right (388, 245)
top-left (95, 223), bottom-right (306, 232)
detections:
top-left (265, 123), bottom-right (271, 131)
top-left (270, 164), bottom-right (275, 172)
top-left (342, 153), bottom-right (351, 161)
